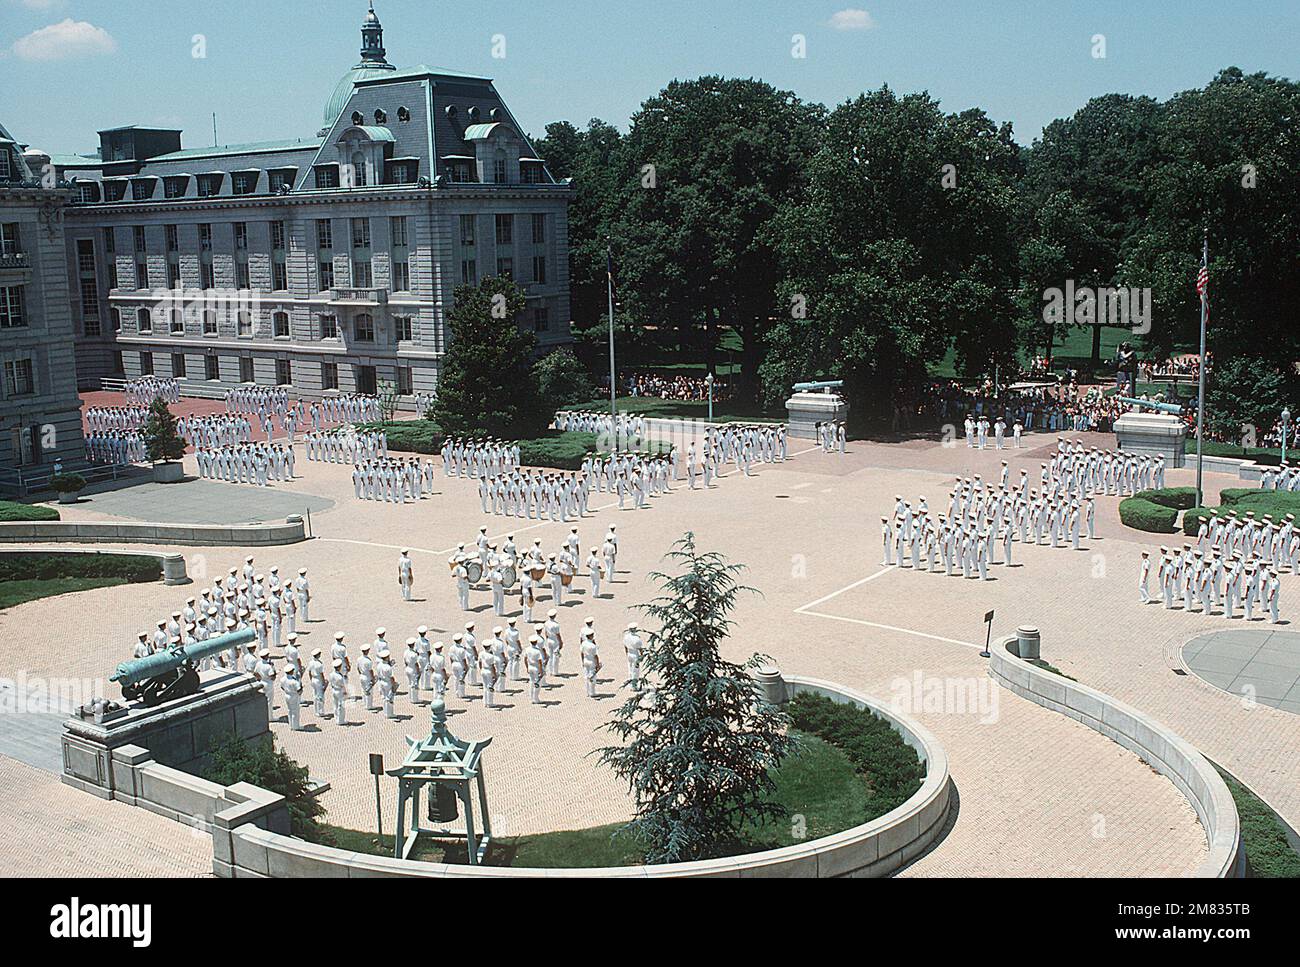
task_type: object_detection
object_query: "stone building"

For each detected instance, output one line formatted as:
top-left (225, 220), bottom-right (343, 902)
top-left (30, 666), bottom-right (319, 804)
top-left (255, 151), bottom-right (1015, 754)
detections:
top-left (50, 3), bottom-right (573, 403)
top-left (0, 121), bottom-right (85, 471)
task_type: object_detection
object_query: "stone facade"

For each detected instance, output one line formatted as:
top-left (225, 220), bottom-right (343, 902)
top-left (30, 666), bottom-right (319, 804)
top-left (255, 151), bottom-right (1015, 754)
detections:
top-left (0, 122), bottom-right (86, 468)
top-left (47, 5), bottom-right (572, 402)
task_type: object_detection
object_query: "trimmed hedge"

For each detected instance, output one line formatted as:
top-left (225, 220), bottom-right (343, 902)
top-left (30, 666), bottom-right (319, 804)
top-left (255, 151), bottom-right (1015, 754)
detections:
top-left (1119, 496), bottom-right (1178, 533)
top-left (1135, 487), bottom-right (1199, 511)
top-left (1183, 489), bottom-right (1300, 536)
top-left (0, 500), bottom-right (60, 522)
top-left (786, 691), bottom-right (925, 818)
top-left (368, 420), bottom-right (670, 471)
top-left (0, 552), bottom-right (161, 584)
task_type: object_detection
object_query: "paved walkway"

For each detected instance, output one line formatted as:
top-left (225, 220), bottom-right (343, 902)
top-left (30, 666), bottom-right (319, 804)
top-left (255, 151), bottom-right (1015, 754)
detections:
top-left (1183, 630), bottom-right (1300, 714)
top-left (0, 428), bottom-right (1225, 876)
top-left (66, 477), bottom-right (333, 525)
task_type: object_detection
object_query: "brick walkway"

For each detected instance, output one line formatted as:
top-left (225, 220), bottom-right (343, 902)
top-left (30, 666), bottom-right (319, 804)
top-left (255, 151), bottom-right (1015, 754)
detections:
top-left (0, 426), bottom-right (1239, 875)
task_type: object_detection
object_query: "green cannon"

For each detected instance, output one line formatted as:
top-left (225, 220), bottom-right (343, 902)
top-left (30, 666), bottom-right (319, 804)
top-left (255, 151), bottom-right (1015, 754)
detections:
top-left (792, 379), bottom-right (844, 393)
top-left (111, 627), bottom-right (256, 707)
top-left (1116, 396), bottom-right (1186, 416)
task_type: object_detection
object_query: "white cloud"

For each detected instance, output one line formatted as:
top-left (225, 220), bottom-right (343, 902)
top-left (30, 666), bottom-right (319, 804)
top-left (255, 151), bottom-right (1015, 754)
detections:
top-left (828, 9), bottom-right (876, 31)
top-left (12, 18), bottom-right (117, 61)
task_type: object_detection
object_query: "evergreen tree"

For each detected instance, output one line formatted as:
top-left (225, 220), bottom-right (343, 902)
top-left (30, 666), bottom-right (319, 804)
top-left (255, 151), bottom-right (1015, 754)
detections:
top-left (598, 533), bottom-right (793, 864)
top-left (430, 276), bottom-right (545, 437)
top-left (533, 347), bottom-right (597, 410)
top-left (142, 397), bottom-right (185, 464)
top-left (205, 734), bottom-right (328, 842)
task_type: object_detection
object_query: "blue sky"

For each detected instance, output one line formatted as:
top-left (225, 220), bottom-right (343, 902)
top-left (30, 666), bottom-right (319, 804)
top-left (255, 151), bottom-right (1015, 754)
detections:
top-left (2, 0), bottom-right (1297, 155)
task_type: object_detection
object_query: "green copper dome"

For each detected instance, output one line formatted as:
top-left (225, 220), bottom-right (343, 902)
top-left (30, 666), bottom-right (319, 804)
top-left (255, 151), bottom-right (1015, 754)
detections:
top-left (324, 64), bottom-right (396, 125)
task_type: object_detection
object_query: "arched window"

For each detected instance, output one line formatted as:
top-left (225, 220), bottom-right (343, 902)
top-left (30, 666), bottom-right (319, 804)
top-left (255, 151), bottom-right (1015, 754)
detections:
top-left (170, 309), bottom-right (184, 334)
top-left (351, 152), bottom-right (367, 187)
top-left (273, 311), bottom-right (290, 337)
top-left (354, 313), bottom-right (375, 342)
top-left (136, 308), bottom-right (152, 333)
top-left (351, 111), bottom-right (363, 126)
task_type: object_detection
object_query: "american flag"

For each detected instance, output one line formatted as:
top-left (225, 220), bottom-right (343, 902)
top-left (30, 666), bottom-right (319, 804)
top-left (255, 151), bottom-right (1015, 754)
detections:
top-left (1196, 264), bottom-right (1209, 298)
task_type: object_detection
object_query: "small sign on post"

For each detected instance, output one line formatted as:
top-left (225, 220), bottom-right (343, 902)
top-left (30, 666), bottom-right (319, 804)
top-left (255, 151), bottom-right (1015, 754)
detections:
top-left (980, 610), bottom-right (995, 658)
top-left (369, 753), bottom-right (384, 840)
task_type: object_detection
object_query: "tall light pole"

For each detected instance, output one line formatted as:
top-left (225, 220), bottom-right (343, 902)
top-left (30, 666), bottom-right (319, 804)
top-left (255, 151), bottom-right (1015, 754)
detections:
top-left (605, 240), bottom-right (617, 454)
top-left (705, 372), bottom-right (714, 424)
top-left (1195, 229), bottom-right (1208, 509)
top-left (1283, 407), bottom-right (1292, 465)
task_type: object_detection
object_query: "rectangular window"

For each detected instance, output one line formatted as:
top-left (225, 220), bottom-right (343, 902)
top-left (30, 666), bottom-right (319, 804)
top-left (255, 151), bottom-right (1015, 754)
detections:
top-left (460, 258), bottom-right (476, 286)
top-left (201, 262), bottom-right (215, 289)
top-left (239, 356), bottom-right (254, 382)
top-left (533, 254), bottom-right (547, 284)
top-left (3, 224), bottom-right (24, 257)
top-left (316, 218), bottom-right (333, 250)
top-left (237, 311), bottom-right (253, 337)
top-left (321, 361), bottom-right (339, 390)
top-left (275, 359), bottom-right (291, 386)
top-left (107, 264), bottom-right (118, 290)
top-left (203, 309), bottom-right (218, 335)
top-left (532, 213), bottom-right (546, 244)
top-left (137, 309), bottom-right (153, 333)
top-left (273, 312), bottom-right (290, 337)
top-left (164, 177), bottom-right (187, 199)
top-left (494, 157), bottom-right (508, 184)
top-left (140, 351), bottom-right (154, 376)
top-left (319, 314), bottom-right (338, 339)
top-left (165, 224), bottom-right (178, 252)
top-left (0, 286), bottom-right (26, 328)
top-left (523, 164), bottom-right (543, 185)
top-left (392, 260), bottom-right (409, 291)
top-left (495, 214), bottom-right (513, 245)
top-left (133, 226), bottom-right (146, 253)
top-left (351, 217), bottom-right (370, 249)
top-left (131, 180), bottom-right (154, 201)
top-left (534, 307), bottom-right (550, 332)
top-left (459, 214), bottom-right (475, 247)
top-left (172, 353), bottom-right (186, 378)
top-left (79, 278), bottom-right (99, 317)
top-left (103, 227), bottom-right (115, 255)
top-left (113, 351), bottom-right (124, 374)
top-left (390, 216), bottom-right (408, 247)
top-left (496, 257), bottom-right (513, 280)
top-left (272, 262), bottom-right (288, 291)
top-left (135, 261), bottom-right (149, 289)
top-left (234, 222), bottom-right (248, 250)
top-left (4, 358), bottom-right (35, 396)
top-left (76, 239), bottom-right (96, 272)
top-left (395, 315), bottom-right (413, 341)
top-left (315, 165), bottom-right (339, 189)
top-left (0, 149), bottom-right (10, 181)
top-left (197, 174), bottom-right (222, 197)
top-left (78, 183), bottom-right (99, 204)
top-left (352, 259), bottom-right (372, 288)
top-left (319, 261), bottom-right (335, 290)
top-left (168, 263), bottom-right (181, 289)
top-left (271, 221), bottom-right (286, 251)
top-left (397, 366), bottom-right (413, 395)
top-left (269, 170), bottom-right (291, 192)
top-left (170, 309), bottom-right (185, 334)
top-left (199, 224), bottom-right (212, 251)
top-left (205, 355), bottom-right (220, 380)
top-left (236, 261), bottom-right (250, 289)
top-left (354, 316), bottom-right (375, 342)
top-left (232, 172), bottom-right (253, 195)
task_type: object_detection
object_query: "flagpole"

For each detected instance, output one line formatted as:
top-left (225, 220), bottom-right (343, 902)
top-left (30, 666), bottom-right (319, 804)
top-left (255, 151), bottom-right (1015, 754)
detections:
top-left (1195, 228), bottom-right (1208, 508)
top-left (606, 240), bottom-right (617, 455)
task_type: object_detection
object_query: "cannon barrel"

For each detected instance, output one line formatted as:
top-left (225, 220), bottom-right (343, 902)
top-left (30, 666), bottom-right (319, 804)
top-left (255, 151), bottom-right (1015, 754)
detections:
top-left (1117, 396), bottom-right (1185, 416)
top-left (111, 627), bottom-right (256, 687)
top-left (792, 379), bottom-right (844, 392)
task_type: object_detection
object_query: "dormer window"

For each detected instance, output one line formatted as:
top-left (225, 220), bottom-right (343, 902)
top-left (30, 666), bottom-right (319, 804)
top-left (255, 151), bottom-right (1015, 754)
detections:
top-left (352, 111), bottom-right (364, 126)
top-left (374, 109), bottom-right (387, 124)
top-left (314, 164), bottom-right (340, 189)
top-left (397, 106), bottom-right (410, 123)
top-left (104, 180), bottom-right (127, 201)
top-left (232, 171), bottom-right (257, 195)
top-left (163, 176), bottom-right (188, 198)
top-left (196, 173), bottom-right (223, 197)
top-left (0, 148), bottom-right (10, 181)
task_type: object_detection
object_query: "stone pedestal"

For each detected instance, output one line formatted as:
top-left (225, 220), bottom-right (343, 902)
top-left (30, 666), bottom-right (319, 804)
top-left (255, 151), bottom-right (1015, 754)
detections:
top-left (785, 391), bottom-right (849, 440)
top-left (753, 665), bottom-right (788, 706)
top-left (1014, 626), bottom-right (1041, 661)
top-left (153, 461), bottom-right (184, 483)
top-left (1114, 411), bottom-right (1187, 467)
top-left (61, 670), bottom-right (269, 799)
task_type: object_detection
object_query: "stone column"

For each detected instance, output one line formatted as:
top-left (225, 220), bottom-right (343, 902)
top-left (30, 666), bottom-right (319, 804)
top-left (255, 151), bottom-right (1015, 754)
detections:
top-left (754, 664), bottom-right (788, 705)
top-left (1015, 625), bottom-right (1041, 660)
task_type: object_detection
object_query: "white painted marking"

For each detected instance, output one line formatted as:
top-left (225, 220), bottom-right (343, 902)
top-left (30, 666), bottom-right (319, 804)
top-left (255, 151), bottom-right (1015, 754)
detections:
top-left (797, 609), bottom-right (981, 650)
top-left (794, 566), bottom-right (896, 612)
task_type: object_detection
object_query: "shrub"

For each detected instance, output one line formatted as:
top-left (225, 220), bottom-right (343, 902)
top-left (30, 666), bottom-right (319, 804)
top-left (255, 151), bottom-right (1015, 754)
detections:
top-left (1182, 507), bottom-right (1214, 536)
top-left (0, 553), bottom-right (160, 584)
top-left (358, 419), bottom-right (445, 455)
top-left (534, 347), bottom-right (597, 410)
top-left (48, 473), bottom-right (87, 494)
top-left (1135, 487), bottom-right (1198, 510)
top-left (0, 500), bottom-right (59, 522)
top-left (786, 692), bottom-right (925, 817)
top-left (1119, 496), bottom-right (1178, 533)
top-left (204, 733), bottom-right (329, 843)
top-left (1183, 490), bottom-right (1300, 535)
top-left (517, 433), bottom-right (595, 470)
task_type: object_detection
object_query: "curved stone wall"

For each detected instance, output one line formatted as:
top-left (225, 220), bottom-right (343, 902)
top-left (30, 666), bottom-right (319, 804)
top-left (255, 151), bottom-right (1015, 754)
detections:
top-left (987, 635), bottom-right (1243, 878)
top-left (212, 672), bottom-right (952, 878)
top-left (0, 515), bottom-right (307, 547)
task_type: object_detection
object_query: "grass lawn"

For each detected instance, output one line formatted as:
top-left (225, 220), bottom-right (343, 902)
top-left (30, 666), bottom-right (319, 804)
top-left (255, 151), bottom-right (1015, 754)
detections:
top-left (0, 499), bottom-right (60, 522)
top-left (0, 576), bottom-right (129, 610)
top-left (325, 732), bottom-right (872, 868)
top-left (1214, 766), bottom-right (1300, 878)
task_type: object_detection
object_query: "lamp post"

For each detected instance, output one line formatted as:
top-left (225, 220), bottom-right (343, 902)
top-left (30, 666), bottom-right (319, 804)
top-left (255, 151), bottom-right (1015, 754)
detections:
top-left (605, 240), bottom-right (618, 454)
top-left (1283, 407), bottom-right (1292, 465)
top-left (705, 372), bottom-right (714, 424)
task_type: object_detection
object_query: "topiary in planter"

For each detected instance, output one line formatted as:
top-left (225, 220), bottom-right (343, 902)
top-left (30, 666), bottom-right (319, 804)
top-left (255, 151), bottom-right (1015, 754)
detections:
top-left (49, 473), bottom-right (87, 494)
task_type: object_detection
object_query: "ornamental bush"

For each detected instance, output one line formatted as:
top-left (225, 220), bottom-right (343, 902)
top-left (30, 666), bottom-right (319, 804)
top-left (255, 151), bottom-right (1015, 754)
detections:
top-left (0, 500), bottom-right (59, 522)
top-left (0, 552), bottom-right (160, 584)
top-left (1135, 487), bottom-right (1198, 511)
top-left (1118, 496), bottom-right (1178, 533)
top-left (48, 473), bottom-right (87, 494)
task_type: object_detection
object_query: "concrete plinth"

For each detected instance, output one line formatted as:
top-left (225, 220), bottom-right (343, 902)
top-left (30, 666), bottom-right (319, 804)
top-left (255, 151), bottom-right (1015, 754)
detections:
top-left (61, 670), bottom-right (269, 798)
top-left (786, 391), bottom-right (849, 440)
top-left (153, 461), bottom-right (184, 483)
top-left (1114, 411), bottom-right (1187, 467)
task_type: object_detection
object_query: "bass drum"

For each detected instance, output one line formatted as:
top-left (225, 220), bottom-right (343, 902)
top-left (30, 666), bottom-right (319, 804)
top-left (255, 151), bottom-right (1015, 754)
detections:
top-left (529, 566), bottom-right (547, 582)
top-left (560, 572), bottom-right (574, 587)
top-left (464, 560), bottom-right (483, 584)
top-left (501, 564), bottom-right (518, 589)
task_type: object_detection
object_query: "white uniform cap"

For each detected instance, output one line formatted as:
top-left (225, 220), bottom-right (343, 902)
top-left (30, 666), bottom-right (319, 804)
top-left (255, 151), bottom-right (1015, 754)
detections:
top-left (417, 625), bottom-right (428, 635)
top-left (548, 609), bottom-right (557, 617)
top-left (332, 659), bottom-right (342, 668)
top-left (376, 628), bottom-right (386, 636)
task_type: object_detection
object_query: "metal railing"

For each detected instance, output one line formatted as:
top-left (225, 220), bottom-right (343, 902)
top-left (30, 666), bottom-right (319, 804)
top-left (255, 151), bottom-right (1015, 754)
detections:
top-left (0, 461), bottom-right (135, 498)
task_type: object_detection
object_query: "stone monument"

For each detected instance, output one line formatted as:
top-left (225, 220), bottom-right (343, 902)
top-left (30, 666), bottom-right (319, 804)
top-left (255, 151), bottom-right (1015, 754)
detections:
top-left (1113, 396), bottom-right (1188, 467)
top-left (785, 380), bottom-right (849, 440)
